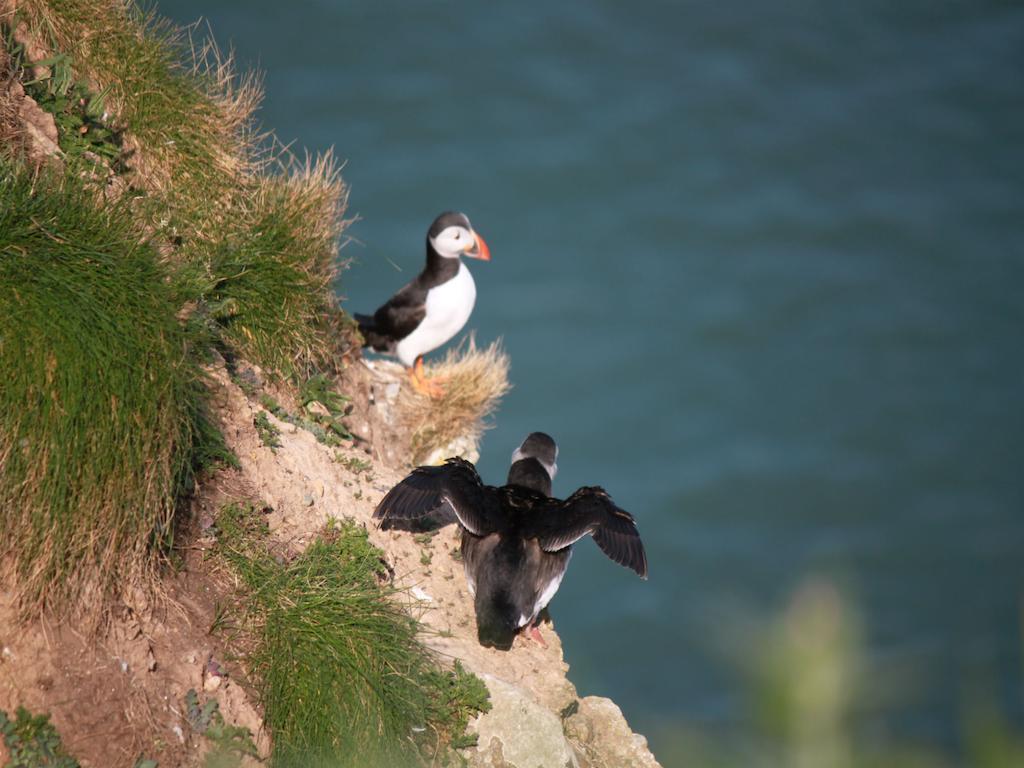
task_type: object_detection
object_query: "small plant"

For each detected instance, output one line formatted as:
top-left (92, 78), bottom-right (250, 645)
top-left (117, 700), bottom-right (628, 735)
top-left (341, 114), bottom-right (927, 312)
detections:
top-left (0, 707), bottom-right (81, 768)
top-left (299, 373), bottom-right (350, 416)
top-left (335, 453), bottom-right (372, 474)
top-left (253, 411), bottom-right (281, 450)
top-left (259, 393), bottom-right (284, 415)
top-left (229, 368), bottom-right (261, 397)
top-left (422, 662), bottom-right (492, 752)
top-left (2, 24), bottom-right (123, 165)
top-left (300, 374), bottom-right (354, 441)
top-left (184, 689), bottom-right (259, 768)
top-left (259, 393), bottom-right (350, 447)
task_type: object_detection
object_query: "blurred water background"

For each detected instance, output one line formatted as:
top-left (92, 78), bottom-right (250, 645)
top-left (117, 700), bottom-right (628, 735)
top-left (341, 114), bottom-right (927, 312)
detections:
top-left (163, 1), bottom-right (1024, 763)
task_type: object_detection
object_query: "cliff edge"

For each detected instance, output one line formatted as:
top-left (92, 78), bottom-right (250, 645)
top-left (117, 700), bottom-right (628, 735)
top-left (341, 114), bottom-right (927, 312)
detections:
top-left (205, 358), bottom-right (662, 767)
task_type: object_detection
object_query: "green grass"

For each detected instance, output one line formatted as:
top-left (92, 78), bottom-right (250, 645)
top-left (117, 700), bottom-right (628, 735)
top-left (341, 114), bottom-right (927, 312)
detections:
top-left (215, 504), bottom-right (490, 768)
top-left (259, 389), bottom-right (351, 447)
top-left (11, 0), bottom-right (353, 378)
top-left (196, 165), bottom-right (349, 377)
top-left (0, 0), bottom-right (354, 619)
top-left (0, 162), bottom-right (210, 617)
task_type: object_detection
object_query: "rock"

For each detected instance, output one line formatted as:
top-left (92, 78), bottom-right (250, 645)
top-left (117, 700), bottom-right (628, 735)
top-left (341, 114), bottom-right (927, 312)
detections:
top-left (410, 586), bottom-right (433, 602)
top-left (9, 80), bottom-right (61, 161)
top-left (466, 674), bottom-right (577, 768)
top-left (563, 696), bottom-right (661, 768)
top-left (307, 401), bottom-right (330, 418)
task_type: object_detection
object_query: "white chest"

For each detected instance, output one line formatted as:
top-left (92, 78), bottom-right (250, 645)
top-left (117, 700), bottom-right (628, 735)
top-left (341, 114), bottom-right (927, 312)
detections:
top-left (395, 263), bottom-right (477, 366)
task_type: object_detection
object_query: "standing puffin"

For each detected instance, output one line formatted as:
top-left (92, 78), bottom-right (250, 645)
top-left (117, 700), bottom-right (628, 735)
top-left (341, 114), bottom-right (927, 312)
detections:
top-left (355, 211), bottom-right (490, 397)
top-left (373, 433), bottom-right (648, 650)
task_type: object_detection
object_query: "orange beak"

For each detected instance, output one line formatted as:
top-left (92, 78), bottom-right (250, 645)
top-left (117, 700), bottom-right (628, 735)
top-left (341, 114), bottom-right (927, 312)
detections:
top-left (467, 231), bottom-right (491, 261)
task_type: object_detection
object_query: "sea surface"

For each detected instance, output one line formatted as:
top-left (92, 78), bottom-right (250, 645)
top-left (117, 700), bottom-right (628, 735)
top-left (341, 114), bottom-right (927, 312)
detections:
top-left (164, 1), bottom-right (1024, 762)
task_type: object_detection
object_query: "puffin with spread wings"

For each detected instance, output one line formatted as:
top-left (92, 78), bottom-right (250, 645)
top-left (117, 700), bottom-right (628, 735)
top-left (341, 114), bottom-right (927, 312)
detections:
top-left (373, 432), bottom-right (648, 650)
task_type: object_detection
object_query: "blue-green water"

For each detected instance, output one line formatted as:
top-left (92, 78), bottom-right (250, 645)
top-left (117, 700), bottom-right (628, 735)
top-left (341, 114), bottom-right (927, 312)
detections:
top-left (166, 1), bottom-right (1024, 760)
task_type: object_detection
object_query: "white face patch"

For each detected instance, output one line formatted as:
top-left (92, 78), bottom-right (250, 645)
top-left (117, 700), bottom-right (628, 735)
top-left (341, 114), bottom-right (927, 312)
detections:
top-left (430, 225), bottom-right (473, 259)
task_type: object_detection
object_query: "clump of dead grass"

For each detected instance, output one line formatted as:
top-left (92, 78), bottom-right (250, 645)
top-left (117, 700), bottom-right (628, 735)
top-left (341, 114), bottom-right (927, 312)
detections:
top-left (399, 337), bottom-right (511, 464)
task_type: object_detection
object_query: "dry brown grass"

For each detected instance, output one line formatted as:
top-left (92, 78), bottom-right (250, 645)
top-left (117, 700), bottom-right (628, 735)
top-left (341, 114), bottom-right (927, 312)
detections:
top-left (398, 337), bottom-right (511, 464)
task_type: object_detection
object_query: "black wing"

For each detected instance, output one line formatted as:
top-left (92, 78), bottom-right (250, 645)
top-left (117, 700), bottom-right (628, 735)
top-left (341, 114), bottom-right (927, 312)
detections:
top-left (371, 282), bottom-right (428, 343)
top-left (526, 487), bottom-right (648, 579)
top-left (372, 458), bottom-right (501, 536)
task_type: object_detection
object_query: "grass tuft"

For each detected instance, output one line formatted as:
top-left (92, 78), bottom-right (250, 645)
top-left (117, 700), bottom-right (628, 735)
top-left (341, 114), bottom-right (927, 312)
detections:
top-left (399, 337), bottom-right (511, 464)
top-left (215, 504), bottom-right (489, 767)
top-left (196, 156), bottom-right (351, 377)
top-left (0, 161), bottom-right (211, 618)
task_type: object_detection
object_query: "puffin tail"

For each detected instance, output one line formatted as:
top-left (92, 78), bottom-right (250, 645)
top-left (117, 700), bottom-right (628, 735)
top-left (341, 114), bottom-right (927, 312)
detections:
top-left (354, 312), bottom-right (385, 350)
top-left (475, 589), bottom-right (518, 651)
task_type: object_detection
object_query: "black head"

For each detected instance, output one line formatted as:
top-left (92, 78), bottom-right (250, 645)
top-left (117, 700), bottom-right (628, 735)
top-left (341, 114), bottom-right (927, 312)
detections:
top-left (512, 432), bottom-right (557, 471)
top-left (507, 432), bottom-right (558, 494)
top-left (428, 211), bottom-right (472, 238)
top-left (426, 211), bottom-right (491, 261)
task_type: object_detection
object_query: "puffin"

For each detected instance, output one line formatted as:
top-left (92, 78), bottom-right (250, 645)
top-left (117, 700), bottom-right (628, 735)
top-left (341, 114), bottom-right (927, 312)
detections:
top-left (355, 211), bottom-right (490, 397)
top-left (373, 432), bottom-right (648, 650)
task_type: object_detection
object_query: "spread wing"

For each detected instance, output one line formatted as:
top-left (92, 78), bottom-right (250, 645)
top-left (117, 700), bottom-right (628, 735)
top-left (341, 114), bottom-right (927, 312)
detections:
top-left (527, 487), bottom-right (648, 578)
top-left (372, 457), bottom-right (500, 536)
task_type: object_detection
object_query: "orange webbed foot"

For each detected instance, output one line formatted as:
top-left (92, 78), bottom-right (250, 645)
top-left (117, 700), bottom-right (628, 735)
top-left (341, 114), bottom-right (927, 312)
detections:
top-left (409, 356), bottom-right (447, 398)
